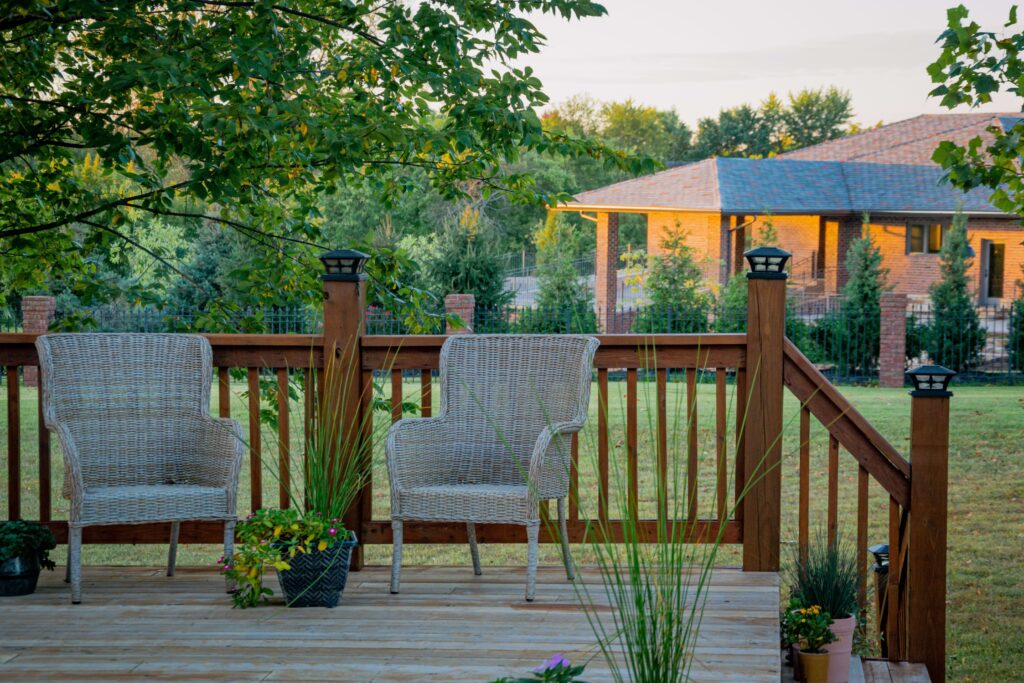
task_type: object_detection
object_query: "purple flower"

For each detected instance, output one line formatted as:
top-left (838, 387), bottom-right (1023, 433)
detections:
top-left (533, 654), bottom-right (570, 674)
top-left (328, 527), bottom-right (338, 536)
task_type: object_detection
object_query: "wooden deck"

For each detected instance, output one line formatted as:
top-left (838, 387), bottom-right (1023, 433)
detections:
top-left (0, 565), bottom-right (780, 682)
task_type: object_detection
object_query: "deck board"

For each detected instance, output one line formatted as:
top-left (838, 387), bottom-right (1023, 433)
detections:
top-left (0, 565), bottom-right (780, 682)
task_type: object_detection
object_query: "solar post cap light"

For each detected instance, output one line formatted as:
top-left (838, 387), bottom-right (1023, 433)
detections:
top-left (744, 246), bottom-right (791, 279)
top-left (319, 249), bottom-right (369, 281)
top-left (905, 365), bottom-right (956, 397)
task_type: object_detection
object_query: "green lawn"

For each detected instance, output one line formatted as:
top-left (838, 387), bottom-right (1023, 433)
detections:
top-left (2, 377), bottom-right (1021, 681)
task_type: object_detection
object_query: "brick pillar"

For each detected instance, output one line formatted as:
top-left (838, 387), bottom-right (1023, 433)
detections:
top-left (595, 212), bottom-right (619, 333)
top-left (444, 293), bottom-right (475, 334)
top-left (21, 296), bottom-right (56, 386)
top-left (826, 218), bottom-right (862, 294)
top-left (879, 292), bottom-right (908, 387)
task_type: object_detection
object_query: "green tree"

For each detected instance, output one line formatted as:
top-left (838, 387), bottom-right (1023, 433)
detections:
top-left (783, 87), bottom-right (854, 149)
top-left (517, 213), bottom-right (596, 333)
top-left (425, 209), bottom-right (513, 311)
top-left (692, 104), bottom-right (774, 158)
top-left (811, 217), bottom-right (889, 376)
top-left (0, 0), bottom-right (644, 313)
top-left (926, 213), bottom-right (986, 372)
top-left (631, 224), bottom-right (713, 333)
top-left (928, 5), bottom-right (1024, 215)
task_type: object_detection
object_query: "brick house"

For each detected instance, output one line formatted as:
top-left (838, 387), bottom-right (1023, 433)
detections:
top-left (552, 113), bottom-right (1024, 327)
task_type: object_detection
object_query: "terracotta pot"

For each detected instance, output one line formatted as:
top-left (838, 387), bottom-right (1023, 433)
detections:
top-left (822, 615), bottom-right (856, 682)
top-left (799, 651), bottom-right (830, 683)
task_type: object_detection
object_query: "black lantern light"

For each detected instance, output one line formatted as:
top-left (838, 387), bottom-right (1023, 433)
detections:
top-left (905, 364), bottom-right (956, 397)
top-left (744, 246), bottom-right (791, 279)
top-left (319, 249), bottom-right (369, 281)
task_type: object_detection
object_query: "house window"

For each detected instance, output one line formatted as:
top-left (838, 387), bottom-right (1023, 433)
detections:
top-left (907, 222), bottom-right (945, 254)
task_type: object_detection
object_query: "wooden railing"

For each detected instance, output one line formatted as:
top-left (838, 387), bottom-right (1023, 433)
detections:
top-left (0, 258), bottom-right (951, 682)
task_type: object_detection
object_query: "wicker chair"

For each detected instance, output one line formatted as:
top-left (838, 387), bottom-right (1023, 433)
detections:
top-left (36, 334), bottom-right (244, 604)
top-left (386, 334), bottom-right (599, 601)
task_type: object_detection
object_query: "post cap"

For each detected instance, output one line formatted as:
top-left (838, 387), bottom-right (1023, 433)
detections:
top-left (744, 246), bottom-right (791, 280)
top-left (906, 364), bottom-right (956, 397)
top-left (319, 249), bottom-right (369, 281)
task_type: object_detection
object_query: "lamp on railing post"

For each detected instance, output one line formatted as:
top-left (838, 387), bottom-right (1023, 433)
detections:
top-left (905, 364), bottom-right (954, 683)
top-left (742, 246), bottom-right (790, 573)
top-left (319, 249), bottom-right (370, 571)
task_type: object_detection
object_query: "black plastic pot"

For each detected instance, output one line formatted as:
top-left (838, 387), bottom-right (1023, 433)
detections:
top-left (276, 534), bottom-right (357, 608)
top-left (0, 555), bottom-right (42, 597)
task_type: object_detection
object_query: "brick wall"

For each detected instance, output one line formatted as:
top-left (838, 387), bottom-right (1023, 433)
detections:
top-left (867, 216), bottom-right (1024, 303)
top-left (879, 292), bottom-right (908, 387)
top-left (444, 294), bottom-right (474, 334)
top-left (21, 295), bottom-right (55, 386)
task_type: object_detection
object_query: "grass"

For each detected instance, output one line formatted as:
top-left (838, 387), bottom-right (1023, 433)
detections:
top-left (2, 376), bottom-right (1022, 681)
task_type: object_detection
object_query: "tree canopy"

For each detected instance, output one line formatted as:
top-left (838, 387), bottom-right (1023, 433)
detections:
top-left (1, 0), bottom-right (646, 310)
top-left (929, 4), bottom-right (1024, 219)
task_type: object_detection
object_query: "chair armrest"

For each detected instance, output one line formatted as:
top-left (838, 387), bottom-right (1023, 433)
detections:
top-left (190, 417), bottom-right (245, 498)
top-left (385, 417), bottom-right (454, 494)
top-left (49, 422), bottom-right (85, 501)
top-left (528, 421), bottom-right (583, 500)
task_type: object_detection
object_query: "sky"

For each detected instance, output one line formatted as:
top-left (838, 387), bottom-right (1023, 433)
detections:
top-left (525, 0), bottom-right (1020, 127)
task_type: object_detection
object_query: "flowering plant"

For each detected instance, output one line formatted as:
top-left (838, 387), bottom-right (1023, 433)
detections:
top-left (490, 655), bottom-right (588, 683)
top-left (783, 601), bottom-right (837, 654)
top-left (220, 508), bottom-right (352, 608)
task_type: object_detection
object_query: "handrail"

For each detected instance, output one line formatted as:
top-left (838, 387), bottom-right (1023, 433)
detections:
top-left (783, 338), bottom-right (911, 508)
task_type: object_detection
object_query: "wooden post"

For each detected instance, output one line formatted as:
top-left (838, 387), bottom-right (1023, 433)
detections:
top-left (320, 250), bottom-right (369, 571)
top-left (906, 367), bottom-right (952, 683)
top-left (742, 247), bottom-right (789, 572)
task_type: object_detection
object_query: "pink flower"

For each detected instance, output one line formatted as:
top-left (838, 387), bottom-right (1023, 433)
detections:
top-left (328, 528), bottom-right (338, 536)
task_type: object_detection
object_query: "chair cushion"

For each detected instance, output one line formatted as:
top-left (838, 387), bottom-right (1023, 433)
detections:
top-left (396, 483), bottom-right (532, 524)
top-left (80, 484), bottom-right (230, 525)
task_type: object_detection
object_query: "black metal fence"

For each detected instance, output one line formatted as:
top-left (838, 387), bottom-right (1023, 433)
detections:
top-left (6, 297), bottom-right (1020, 384)
top-left (907, 303), bottom-right (1021, 383)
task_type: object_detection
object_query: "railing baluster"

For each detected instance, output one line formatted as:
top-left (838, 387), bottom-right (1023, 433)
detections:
top-left (420, 369), bottom-right (432, 418)
top-left (303, 368), bottom-right (314, 511)
top-left (734, 367), bottom-right (746, 523)
top-left (626, 368), bottom-right (638, 521)
top-left (715, 368), bottom-right (727, 522)
top-left (656, 367), bottom-right (668, 523)
top-left (276, 368), bottom-right (290, 509)
top-left (247, 368), bottom-right (262, 512)
top-left (857, 464), bottom-right (869, 619)
top-left (828, 434), bottom-right (839, 546)
top-left (799, 407), bottom-right (810, 563)
top-left (360, 369), bottom-right (374, 538)
top-left (686, 368), bottom-right (698, 521)
top-left (218, 367), bottom-right (230, 418)
top-left (887, 498), bottom-right (902, 661)
top-left (38, 372), bottom-right (51, 522)
top-left (597, 368), bottom-right (609, 522)
top-left (6, 366), bottom-right (20, 520)
top-left (390, 369), bottom-right (403, 424)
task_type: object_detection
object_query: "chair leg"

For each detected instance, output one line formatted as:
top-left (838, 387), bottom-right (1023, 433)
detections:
top-left (68, 525), bottom-right (83, 605)
top-left (525, 523), bottom-right (539, 602)
top-left (390, 520), bottom-right (403, 594)
top-left (467, 522), bottom-right (482, 576)
top-left (167, 521), bottom-right (180, 577)
top-left (223, 520), bottom-right (236, 593)
top-left (557, 498), bottom-right (575, 581)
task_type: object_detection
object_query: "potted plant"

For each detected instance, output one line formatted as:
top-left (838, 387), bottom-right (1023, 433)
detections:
top-left (787, 603), bottom-right (836, 683)
top-left (780, 596), bottom-right (805, 681)
top-left (0, 520), bottom-right (56, 597)
top-left (222, 351), bottom-right (374, 608)
top-left (789, 535), bottom-right (860, 683)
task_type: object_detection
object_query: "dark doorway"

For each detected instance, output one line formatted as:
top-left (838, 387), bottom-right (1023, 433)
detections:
top-left (981, 240), bottom-right (1006, 302)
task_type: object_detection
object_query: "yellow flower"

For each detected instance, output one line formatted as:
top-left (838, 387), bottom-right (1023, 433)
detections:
top-left (317, 540), bottom-right (328, 552)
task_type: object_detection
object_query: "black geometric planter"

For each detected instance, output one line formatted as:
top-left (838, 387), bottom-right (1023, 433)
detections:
top-left (0, 555), bottom-right (42, 597)
top-left (277, 534), bottom-right (357, 608)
